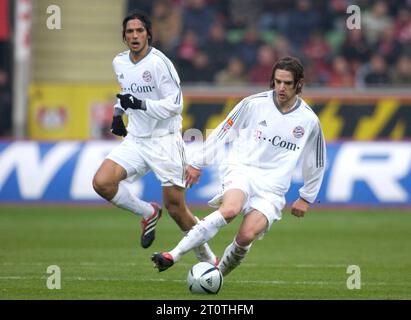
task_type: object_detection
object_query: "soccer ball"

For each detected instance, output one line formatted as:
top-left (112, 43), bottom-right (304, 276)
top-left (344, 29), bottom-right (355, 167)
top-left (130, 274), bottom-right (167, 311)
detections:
top-left (187, 262), bottom-right (223, 294)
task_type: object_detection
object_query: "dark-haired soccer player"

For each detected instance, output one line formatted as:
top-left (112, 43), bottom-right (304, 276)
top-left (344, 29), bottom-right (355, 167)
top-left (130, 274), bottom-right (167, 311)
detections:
top-left (93, 10), bottom-right (217, 265)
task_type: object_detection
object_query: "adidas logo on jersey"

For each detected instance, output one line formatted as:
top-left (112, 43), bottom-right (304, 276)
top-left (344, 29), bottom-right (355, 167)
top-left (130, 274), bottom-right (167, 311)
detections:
top-left (258, 120), bottom-right (267, 127)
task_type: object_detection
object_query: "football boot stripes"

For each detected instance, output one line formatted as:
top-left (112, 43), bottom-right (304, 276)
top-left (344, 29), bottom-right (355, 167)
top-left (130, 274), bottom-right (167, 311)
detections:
top-left (140, 203), bottom-right (162, 249)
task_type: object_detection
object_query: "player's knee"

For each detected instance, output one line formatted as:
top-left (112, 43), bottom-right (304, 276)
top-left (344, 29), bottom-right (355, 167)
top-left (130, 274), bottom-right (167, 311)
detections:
top-left (92, 175), bottom-right (103, 193)
top-left (92, 175), bottom-right (113, 199)
top-left (219, 205), bottom-right (241, 221)
top-left (236, 231), bottom-right (254, 247)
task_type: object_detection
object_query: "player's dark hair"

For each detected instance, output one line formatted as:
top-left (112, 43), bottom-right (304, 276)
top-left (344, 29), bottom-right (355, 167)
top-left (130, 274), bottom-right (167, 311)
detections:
top-left (270, 56), bottom-right (304, 93)
top-left (122, 10), bottom-right (153, 45)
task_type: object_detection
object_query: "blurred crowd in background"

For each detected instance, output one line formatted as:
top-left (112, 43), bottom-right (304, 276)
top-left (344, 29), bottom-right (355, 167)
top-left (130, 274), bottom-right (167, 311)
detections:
top-left (0, 0), bottom-right (410, 138)
top-left (128, 0), bottom-right (411, 87)
top-left (0, 0), bottom-right (11, 137)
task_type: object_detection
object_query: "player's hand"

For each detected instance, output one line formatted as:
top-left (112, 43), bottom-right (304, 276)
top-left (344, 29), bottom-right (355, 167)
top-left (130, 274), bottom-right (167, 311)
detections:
top-left (116, 94), bottom-right (146, 110)
top-left (291, 197), bottom-right (310, 218)
top-left (111, 115), bottom-right (127, 137)
top-left (185, 165), bottom-right (201, 188)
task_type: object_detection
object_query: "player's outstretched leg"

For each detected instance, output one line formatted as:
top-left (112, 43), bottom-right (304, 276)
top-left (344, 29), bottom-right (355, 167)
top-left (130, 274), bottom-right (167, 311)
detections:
top-left (191, 217), bottom-right (219, 265)
top-left (218, 240), bottom-right (252, 276)
top-left (151, 252), bottom-right (174, 272)
top-left (152, 210), bottom-right (227, 271)
top-left (141, 203), bottom-right (162, 248)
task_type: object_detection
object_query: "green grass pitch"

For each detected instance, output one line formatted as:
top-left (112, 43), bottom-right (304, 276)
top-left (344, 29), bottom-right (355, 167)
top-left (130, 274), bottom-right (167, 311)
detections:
top-left (0, 206), bottom-right (410, 300)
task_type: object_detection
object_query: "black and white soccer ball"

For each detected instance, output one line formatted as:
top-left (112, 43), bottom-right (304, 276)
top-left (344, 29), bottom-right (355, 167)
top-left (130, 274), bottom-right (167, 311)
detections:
top-left (187, 262), bottom-right (223, 294)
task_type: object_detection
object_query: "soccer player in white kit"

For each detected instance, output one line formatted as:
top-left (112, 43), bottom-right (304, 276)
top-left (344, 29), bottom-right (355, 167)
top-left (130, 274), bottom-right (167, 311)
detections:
top-left (152, 56), bottom-right (326, 276)
top-left (92, 11), bottom-right (217, 265)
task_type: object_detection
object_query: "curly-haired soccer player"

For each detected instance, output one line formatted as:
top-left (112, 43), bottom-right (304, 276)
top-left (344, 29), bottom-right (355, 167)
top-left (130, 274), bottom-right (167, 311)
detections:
top-left (152, 56), bottom-right (326, 276)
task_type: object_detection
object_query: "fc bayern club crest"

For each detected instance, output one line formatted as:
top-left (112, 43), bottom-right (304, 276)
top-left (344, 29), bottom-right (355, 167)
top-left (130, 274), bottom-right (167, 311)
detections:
top-left (293, 126), bottom-right (305, 138)
top-left (142, 71), bottom-right (152, 82)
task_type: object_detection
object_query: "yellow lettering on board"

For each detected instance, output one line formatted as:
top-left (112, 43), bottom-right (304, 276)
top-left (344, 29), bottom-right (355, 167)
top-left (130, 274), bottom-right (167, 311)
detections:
top-left (205, 98), bottom-right (238, 133)
top-left (317, 100), bottom-right (343, 141)
top-left (355, 99), bottom-right (399, 140)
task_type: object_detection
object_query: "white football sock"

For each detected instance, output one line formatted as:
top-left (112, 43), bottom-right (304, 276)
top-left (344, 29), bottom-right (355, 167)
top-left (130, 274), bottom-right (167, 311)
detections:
top-left (189, 217), bottom-right (218, 265)
top-left (170, 210), bottom-right (226, 262)
top-left (111, 183), bottom-right (153, 219)
top-left (218, 239), bottom-right (252, 276)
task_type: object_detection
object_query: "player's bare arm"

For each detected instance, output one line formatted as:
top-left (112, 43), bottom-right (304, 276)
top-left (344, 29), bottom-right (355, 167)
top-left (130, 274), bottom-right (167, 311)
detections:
top-left (291, 197), bottom-right (310, 218)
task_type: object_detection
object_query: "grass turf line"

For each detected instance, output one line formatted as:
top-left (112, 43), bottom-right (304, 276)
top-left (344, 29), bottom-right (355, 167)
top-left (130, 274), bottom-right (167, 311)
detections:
top-left (0, 206), bottom-right (410, 299)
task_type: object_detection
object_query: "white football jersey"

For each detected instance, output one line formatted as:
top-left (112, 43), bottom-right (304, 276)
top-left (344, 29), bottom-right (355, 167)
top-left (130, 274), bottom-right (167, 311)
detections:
top-left (112, 47), bottom-right (183, 137)
top-left (191, 90), bottom-right (326, 203)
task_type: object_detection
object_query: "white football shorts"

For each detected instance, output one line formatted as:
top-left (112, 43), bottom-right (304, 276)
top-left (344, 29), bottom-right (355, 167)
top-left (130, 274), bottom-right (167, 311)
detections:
top-left (106, 133), bottom-right (187, 188)
top-left (208, 165), bottom-right (286, 238)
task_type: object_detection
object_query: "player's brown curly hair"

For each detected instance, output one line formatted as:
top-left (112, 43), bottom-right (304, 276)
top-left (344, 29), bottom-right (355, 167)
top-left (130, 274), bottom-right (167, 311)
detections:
top-left (270, 56), bottom-right (304, 93)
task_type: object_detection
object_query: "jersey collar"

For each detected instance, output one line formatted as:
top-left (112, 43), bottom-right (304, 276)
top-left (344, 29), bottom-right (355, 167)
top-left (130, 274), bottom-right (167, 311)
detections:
top-left (128, 46), bottom-right (153, 65)
top-left (272, 90), bottom-right (301, 115)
